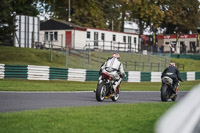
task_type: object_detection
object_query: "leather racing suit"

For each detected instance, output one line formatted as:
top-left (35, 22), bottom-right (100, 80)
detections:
top-left (99, 57), bottom-right (125, 94)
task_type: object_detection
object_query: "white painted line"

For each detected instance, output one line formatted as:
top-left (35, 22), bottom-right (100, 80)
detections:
top-left (0, 91), bottom-right (189, 93)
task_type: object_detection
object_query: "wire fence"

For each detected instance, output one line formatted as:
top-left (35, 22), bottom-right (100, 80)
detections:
top-left (13, 32), bottom-right (174, 72)
top-left (42, 43), bottom-right (172, 72)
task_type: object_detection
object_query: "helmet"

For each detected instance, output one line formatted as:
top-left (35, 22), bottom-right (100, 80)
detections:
top-left (169, 63), bottom-right (175, 67)
top-left (112, 53), bottom-right (120, 60)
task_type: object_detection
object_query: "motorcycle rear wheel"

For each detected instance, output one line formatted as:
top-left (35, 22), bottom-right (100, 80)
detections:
top-left (161, 85), bottom-right (169, 102)
top-left (96, 83), bottom-right (107, 102)
top-left (111, 87), bottom-right (120, 102)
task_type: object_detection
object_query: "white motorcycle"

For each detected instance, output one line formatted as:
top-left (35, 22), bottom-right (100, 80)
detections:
top-left (96, 72), bottom-right (121, 102)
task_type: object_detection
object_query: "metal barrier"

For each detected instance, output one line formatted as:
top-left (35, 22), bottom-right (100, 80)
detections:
top-left (155, 84), bottom-right (200, 133)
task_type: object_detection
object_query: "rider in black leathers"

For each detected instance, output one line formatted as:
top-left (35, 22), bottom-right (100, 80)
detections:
top-left (161, 63), bottom-right (183, 94)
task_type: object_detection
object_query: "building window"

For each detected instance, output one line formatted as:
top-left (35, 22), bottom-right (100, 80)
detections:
top-left (113, 35), bottom-right (116, 41)
top-left (87, 31), bottom-right (90, 39)
top-left (128, 36), bottom-right (131, 44)
top-left (101, 33), bottom-right (105, 41)
top-left (123, 36), bottom-right (126, 43)
top-left (45, 32), bottom-right (48, 41)
top-left (44, 31), bottom-right (58, 41)
top-left (165, 42), bottom-right (169, 45)
top-left (54, 32), bottom-right (58, 41)
top-left (50, 32), bottom-right (54, 41)
top-left (134, 37), bottom-right (137, 43)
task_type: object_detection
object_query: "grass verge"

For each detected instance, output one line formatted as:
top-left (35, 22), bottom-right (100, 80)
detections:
top-left (0, 79), bottom-right (199, 91)
top-left (0, 103), bottom-right (174, 133)
top-left (1, 46), bottom-right (200, 71)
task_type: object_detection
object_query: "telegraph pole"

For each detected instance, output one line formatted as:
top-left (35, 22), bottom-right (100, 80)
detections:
top-left (68, 0), bottom-right (71, 22)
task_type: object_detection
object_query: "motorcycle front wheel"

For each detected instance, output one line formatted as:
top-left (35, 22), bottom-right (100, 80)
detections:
top-left (96, 82), bottom-right (107, 102)
top-left (161, 84), bottom-right (169, 102)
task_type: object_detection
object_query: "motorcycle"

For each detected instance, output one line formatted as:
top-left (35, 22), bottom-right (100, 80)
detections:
top-left (161, 76), bottom-right (179, 102)
top-left (96, 72), bottom-right (120, 102)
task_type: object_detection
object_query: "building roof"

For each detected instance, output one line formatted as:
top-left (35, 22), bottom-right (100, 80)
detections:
top-left (40, 19), bottom-right (138, 35)
top-left (40, 19), bottom-right (78, 30)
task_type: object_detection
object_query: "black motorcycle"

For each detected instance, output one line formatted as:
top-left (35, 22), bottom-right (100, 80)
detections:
top-left (96, 72), bottom-right (120, 102)
top-left (161, 76), bottom-right (179, 102)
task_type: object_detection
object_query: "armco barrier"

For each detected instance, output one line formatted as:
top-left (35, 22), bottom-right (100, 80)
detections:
top-left (151, 72), bottom-right (162, 82)
top-left (187, 72), bottom-right (195, 81)
top-left (50, 67), bottom-right (68, 80)
top-left (0, 64), bottom-right (5, 79)
top-left (123, 72), bottom-right (129, 81)
top-left (195, 72), bottom-right (200, 80)
top-left (128, 71), bottom-right (141, 82)
top-left (0, 64), bottom-right (199, 82)
top-left (86, 70), bottom-right (99, 81)
top-left (28, 65), bottom-right (49, 80)
top-left (180, 72), bottom-right (187, 81)
top-left (141, 72), bottom-right (151, 81)
top-left (67, 68), bottom-right (86, 82)
top-left (5, 65), bottom-right (28, 79)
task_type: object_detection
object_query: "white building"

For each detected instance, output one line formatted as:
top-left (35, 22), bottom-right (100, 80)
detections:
top-left (40, 19), bottom-right (139, 52)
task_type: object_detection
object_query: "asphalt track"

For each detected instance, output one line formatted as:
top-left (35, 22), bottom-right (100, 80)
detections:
top-left (0, 91), bottom-right (188, 112)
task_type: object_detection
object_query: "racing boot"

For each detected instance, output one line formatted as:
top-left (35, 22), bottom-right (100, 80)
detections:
top-left (170, 85), bottom-right (177, 99)
top-left (113, 79), bottom-right (122, 95)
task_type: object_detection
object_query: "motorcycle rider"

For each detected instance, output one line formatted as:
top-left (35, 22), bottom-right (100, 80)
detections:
top-left (96, 53), bottom-right (126, 95)
top-left (161, 63), bottom-right (183, 95)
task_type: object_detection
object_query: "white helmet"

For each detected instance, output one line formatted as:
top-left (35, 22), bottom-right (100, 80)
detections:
top-left (169, 63), bottom-right (175, 67)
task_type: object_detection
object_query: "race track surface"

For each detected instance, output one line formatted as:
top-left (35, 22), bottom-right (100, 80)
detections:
top-left (0, 91), bottom-right (188, 112)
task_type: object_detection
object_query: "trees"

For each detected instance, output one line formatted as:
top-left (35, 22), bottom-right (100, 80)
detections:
top-left (0, 0), bottom-right (15, 45)
top-left (161, 0), bottom-right (200, 34)
top-left (1, 0), bottom-right (199, 46)
top-left (37, 0), bottom-right (200, 34)
top-left (0, 0), bottom-right (39, 45)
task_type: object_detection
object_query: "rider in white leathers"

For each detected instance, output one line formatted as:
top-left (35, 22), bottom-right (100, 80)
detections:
top-left (98, 53), bottom-right (126, 94)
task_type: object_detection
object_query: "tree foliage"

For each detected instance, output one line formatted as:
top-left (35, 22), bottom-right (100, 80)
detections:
top-left (0, 0), bottom-right (39, 45)
top-left (1, 0), bottom-right (200, 46)
top-left (0, 0), bottom-right (15, 45)
top-left (38, 0), bottom-right (200, 34)
top-left (161, 0), bottom-right (200, 34)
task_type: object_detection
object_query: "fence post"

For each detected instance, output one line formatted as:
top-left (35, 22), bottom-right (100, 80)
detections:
top-left (66, 47), bottom-right (68, 68)
top-left (50, 41), bottom-right (53, 62)
top-left (88, 43), bottom-right (91, 68)
top-left (118, 42), bottom-right (120, 52)
top-left (126, 61), bottom-right (128, 70)
top-left (103, 40), bottom-right (105, 51)
top-left (142, 62), bottom-right (144, 71)
top-left (134, 61), bottom-right (137, 70)
top-left (124, 43), bottom-right (126, 52)
top-left (61, 34), bottom-right (63, 50)
top-left (111, 41), bottom-right (112, 51)
top-left (32, 31), bottom-right (34, 48)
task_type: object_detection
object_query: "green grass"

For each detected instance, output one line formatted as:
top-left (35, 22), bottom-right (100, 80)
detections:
top-left (0, 79), bottom-right (199, 91)
top-left (0, 46), bottom-right (66, 68)
top-left (0, 103), bottom-right (174, 133)
top-left (1, 46), bottom-right (200, 71)
top-left (171, 58), bottom-right (200, 71)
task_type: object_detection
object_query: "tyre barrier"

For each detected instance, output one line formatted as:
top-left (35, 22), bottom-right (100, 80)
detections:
top-left (0, 64), bottom-right (199, 82)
